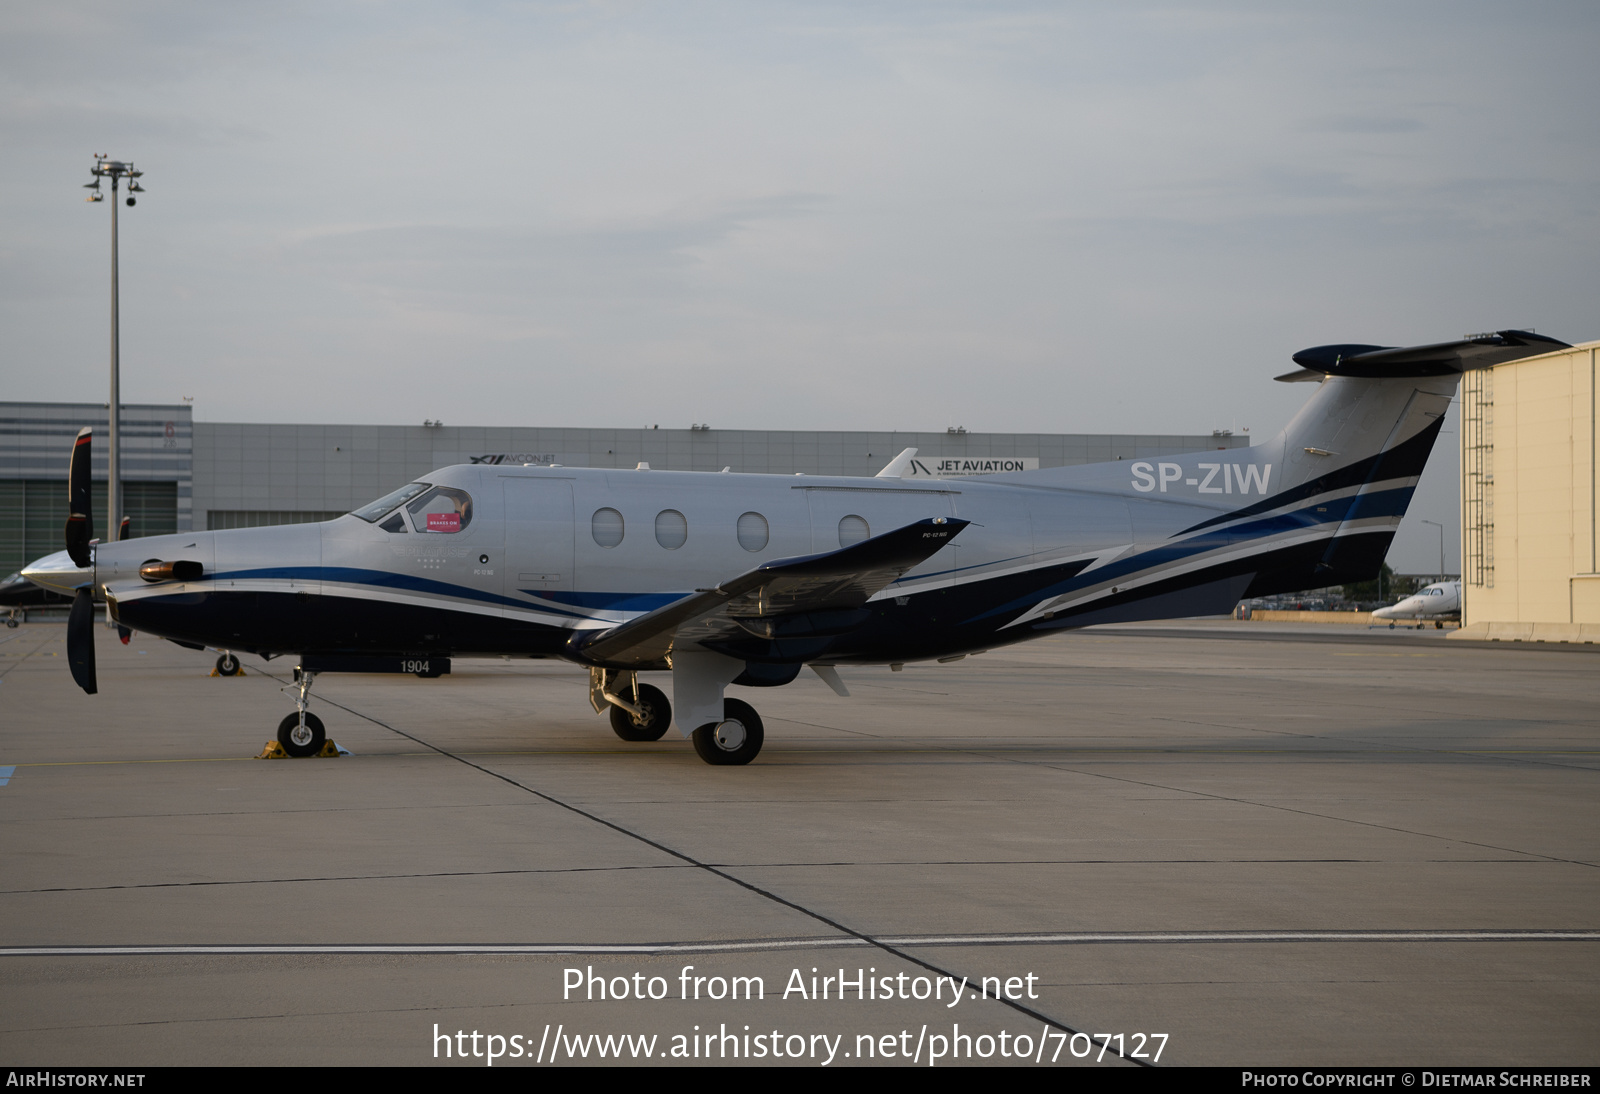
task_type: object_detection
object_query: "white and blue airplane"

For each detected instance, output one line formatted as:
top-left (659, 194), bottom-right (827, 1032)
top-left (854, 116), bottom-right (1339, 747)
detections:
top-left (1372, 580), bottom-right (1462, 628)
top-left (22, 330), bottom-right (1566, 764)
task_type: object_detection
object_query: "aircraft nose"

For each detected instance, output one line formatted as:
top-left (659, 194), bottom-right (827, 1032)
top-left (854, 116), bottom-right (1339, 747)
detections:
top-left (20, 549), bottom-right (94, 595)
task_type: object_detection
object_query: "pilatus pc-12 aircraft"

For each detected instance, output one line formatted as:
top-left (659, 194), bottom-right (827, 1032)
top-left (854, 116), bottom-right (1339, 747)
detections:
top-left (23, 330), bottom-right (1566, 765)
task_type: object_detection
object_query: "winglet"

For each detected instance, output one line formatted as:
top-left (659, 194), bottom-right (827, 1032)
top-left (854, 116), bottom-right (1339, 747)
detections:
top-left (875, 447), bottom-right (917, 478)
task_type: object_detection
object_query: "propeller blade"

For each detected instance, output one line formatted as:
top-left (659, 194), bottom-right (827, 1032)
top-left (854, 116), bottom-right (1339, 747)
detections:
top-left (65, 427), bottom-right (94, 567)
top-left (118, 515), bottom-right (131, 541)
top-left (67, 588), bottom-right (98, 694)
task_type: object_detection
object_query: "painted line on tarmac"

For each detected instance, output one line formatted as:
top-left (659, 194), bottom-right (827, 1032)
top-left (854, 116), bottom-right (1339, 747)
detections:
top-left (5, 929), bottom-right (1598, 958)
top-left (292, 684), bottom-right (1152, 1068)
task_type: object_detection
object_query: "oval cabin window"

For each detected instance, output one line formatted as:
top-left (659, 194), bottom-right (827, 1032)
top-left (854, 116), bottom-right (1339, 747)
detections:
top-left (655, 509), bottom-right (688, 550)
top-left (736, 511), bottom-right (769, 552)
top-left (591, 507), bottom-right (625, 548)
top-left (838, 514), bottom-right (870, 547)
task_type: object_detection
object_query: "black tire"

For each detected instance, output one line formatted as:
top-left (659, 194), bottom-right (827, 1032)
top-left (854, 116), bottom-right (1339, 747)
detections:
top-left (276, 712), bottom-right (326, 758)
top-left (691, 698), bottom-right (764, 766)
top-left (216, 653), bottom-right (241, 676)
top-left (609, 683), bottom-right (671, 742)
top-left (5, 618), bottom-right (17, 629)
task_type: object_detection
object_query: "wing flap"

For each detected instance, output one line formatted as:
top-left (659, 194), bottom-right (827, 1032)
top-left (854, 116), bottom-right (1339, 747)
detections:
top-left (566, 517), bottom-right (969, 667)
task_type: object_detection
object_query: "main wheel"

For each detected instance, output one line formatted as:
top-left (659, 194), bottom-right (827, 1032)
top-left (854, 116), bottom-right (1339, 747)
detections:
top-left (276, 712), bottom-right (326, 758)
top-left (5, 617), bottom-right (17, 629)
top-left (216, 652), bottom-right (241, 676)
top-left (609, 683), bottom-right (672, 742)
top-left (691, 698), bottom-right (764, 766)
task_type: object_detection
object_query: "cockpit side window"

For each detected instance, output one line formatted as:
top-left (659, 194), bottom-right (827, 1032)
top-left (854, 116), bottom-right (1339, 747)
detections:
top-left (406, 486), bottom-right (474, 533)
top-left (352, 482), bottom-right (430, 523)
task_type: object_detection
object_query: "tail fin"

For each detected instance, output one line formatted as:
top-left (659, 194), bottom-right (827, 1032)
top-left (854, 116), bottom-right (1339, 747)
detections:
top-left (1253, 330), bottom-right (1568, 591)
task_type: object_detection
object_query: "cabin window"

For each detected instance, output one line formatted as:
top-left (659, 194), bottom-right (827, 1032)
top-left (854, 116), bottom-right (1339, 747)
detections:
top-left (350, 482), bottom-right (429, 523)
top-left (655, 509), bottom-right (688, 550)
top-left (838, 514), bottom-right (870, 547)
top-left (379, 513), bottom-right (406, 534)
top-left (736, 511), bottom-right (769, 552)
top-left (592, 507), bottom-right (625, 548)
top-left (406, 486), bottom-right (474, 533)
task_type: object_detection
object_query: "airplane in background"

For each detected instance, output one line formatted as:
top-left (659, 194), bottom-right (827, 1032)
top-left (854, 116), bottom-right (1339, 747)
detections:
top-left (4, 516), bottom-right (129, 629)
top-left (1, 571), bottom-right (71, 627)
top-left (22, 330), bottom-right (1567, 764)
top-left (1372, 580), bottom-right (1462, 629)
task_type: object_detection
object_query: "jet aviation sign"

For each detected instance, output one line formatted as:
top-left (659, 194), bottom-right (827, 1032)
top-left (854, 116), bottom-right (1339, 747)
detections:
top-left (903, 457), bottom-right (1039, 479)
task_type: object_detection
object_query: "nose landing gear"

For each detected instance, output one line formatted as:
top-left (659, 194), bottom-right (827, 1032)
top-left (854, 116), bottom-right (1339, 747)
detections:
top-left (273, 669), bottom-right (328, 758)
top-left (276, 711), bottom-right (326, 757)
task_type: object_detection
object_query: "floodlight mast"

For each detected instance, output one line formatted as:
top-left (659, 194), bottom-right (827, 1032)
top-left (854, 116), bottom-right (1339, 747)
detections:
top-left (85, 155), bottom-right (145, 553)
top-left (1420, 519), bottom-right (1446, 583)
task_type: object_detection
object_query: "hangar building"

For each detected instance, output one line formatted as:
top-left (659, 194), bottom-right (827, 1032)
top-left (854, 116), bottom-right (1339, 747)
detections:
top-left (1457, 339), bottom-right (1600, 641)
top-left (1, 402), bottom-right (1249, 579)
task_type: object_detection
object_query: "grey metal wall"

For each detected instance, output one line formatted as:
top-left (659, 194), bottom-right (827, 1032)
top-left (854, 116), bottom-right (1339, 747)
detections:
top-left (0, 404), bottom-right (1251, 541)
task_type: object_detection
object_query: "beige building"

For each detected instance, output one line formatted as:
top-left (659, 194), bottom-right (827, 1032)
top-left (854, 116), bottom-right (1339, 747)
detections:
top-left (1457, 338), bottom-right (1600, 641)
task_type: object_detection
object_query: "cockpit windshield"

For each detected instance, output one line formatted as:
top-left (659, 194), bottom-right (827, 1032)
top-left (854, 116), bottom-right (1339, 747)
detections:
top-left (350, 482), bottom-right (430, 523)
top-left (406, 486), bottom-right (473, 533)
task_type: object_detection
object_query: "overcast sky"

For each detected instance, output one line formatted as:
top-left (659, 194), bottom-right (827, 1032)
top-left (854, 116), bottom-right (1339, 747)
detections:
top-left (3, 2), bottom-right (1596, 571)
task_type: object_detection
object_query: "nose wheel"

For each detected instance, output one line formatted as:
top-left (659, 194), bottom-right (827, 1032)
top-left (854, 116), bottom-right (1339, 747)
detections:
top-left (691, 698), bottom-right (764, 765)
top-left (271, 668), bottom-right (330, 757)
top-left (216, 652), bottom-right (241, 676)
top-left (277, 711), bottom-right (326, 758)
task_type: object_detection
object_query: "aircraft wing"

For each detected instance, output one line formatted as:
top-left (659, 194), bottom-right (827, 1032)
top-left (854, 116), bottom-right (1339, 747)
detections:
top-left (566, 517), bottom-right (969, 667)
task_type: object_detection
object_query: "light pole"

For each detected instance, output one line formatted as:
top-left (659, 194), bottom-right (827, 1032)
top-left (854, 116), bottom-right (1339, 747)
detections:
top-left (1420, 519), bottom-right (1445, 583)
top-left (83, 154), bottom-right (145, 554)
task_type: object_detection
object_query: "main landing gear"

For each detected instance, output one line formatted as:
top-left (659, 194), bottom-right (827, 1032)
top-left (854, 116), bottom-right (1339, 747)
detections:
top-left (216, 651), bottom-right (241, 676)
top-left (691, 698), bottom-right (764, 766)
top-left (589, 668), bottom-right (765, 764)
top-left (591, 669), bottom-right (672, 742)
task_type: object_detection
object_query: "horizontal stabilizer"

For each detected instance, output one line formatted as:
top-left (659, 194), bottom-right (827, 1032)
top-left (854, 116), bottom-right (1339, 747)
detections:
top-left (567, 517), bottom-right (968, 667)
top-left (1288, 330), bottom-right (1568, 379)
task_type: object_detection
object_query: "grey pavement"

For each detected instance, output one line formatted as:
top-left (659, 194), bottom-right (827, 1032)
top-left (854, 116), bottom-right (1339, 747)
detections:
top-left (0, 620), bottom-right (1596, 1066)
